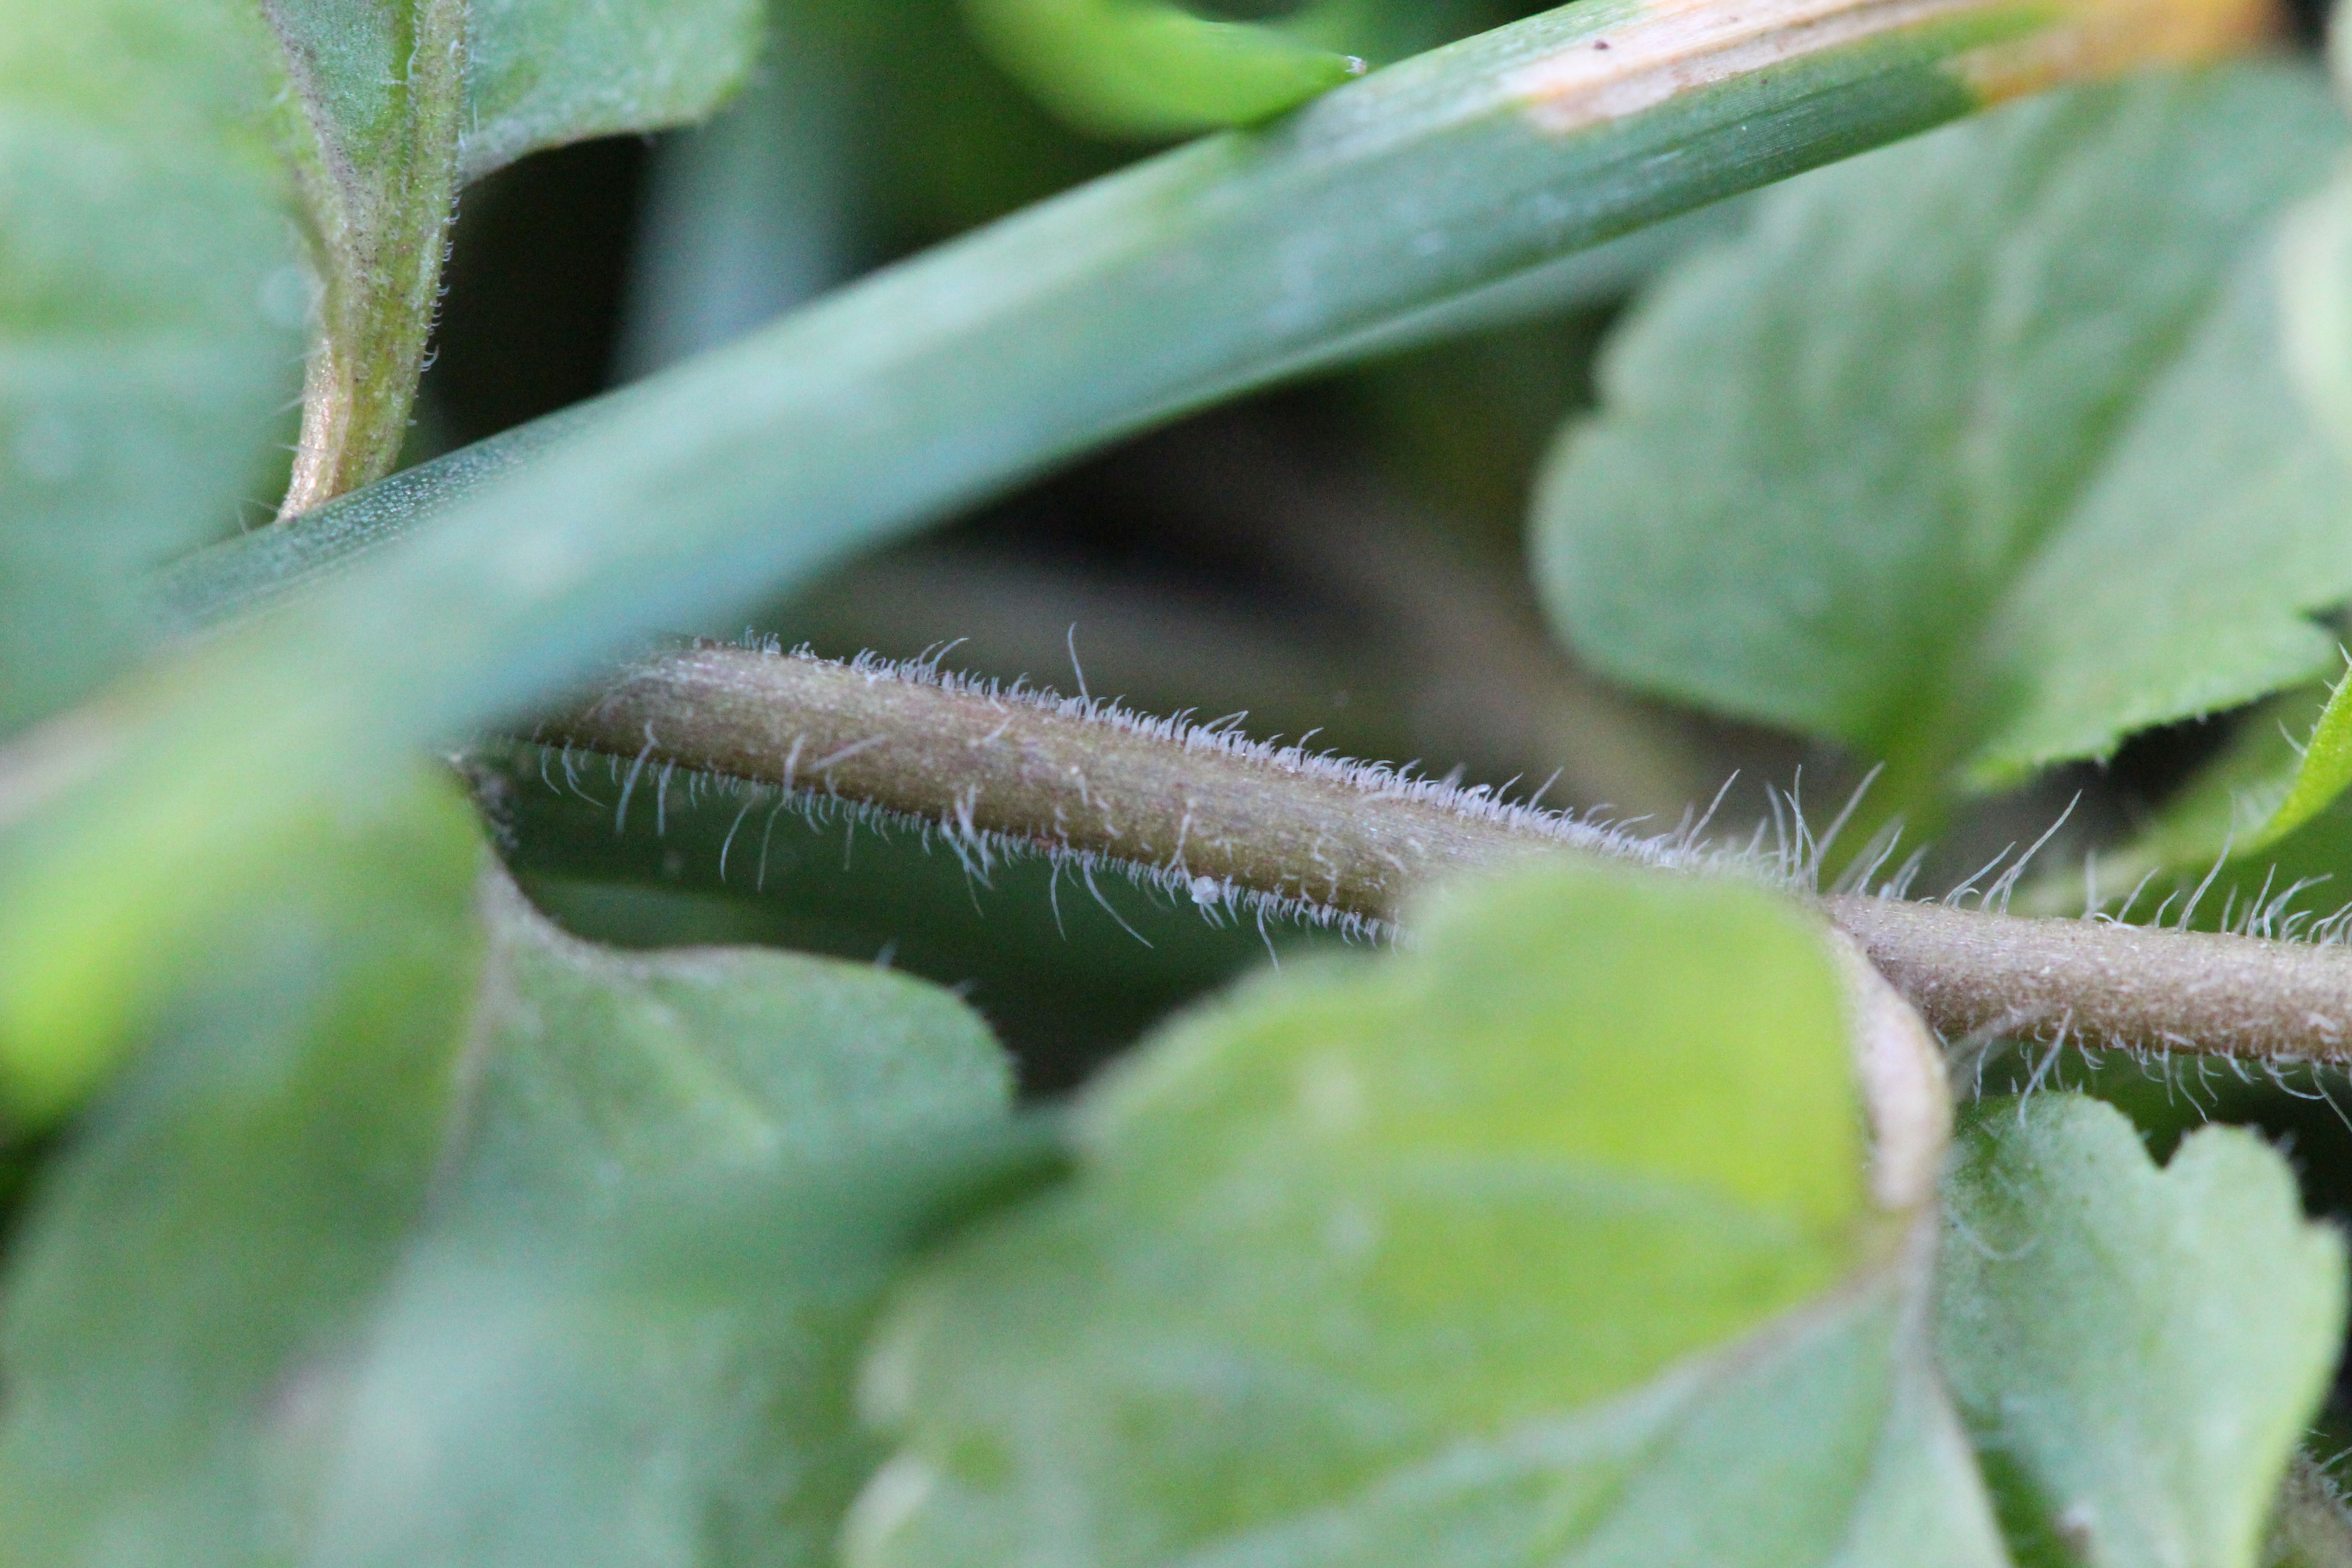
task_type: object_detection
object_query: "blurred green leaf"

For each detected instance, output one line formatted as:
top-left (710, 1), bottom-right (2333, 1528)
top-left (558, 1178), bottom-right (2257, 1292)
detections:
top-left (297, 872), bottom-right (1024, 1568)
top-left (0, 769), bottom-right (488, 1568)
top-left (0, 0), bottom-right (302, 732)
top-left (2048, 151), bottom-right (2352, 894)
top-left (0, 796), bottom-right (1022, 1566)
top-left (1533, 67), bottom-right (2352, 822)
top-left (458, 0), bottom-right (764, 181)
top-left (1938, 1094), bottom-right (2347, 1568)
top-left (847, 861), bottom-right (2011, 1568)
top-left (2045, 671), bottom-right (2352, 917)
top-left (616, 4), bottom-right (859, 377)
top-left (960, 0), bottom-right (1366, 137)
top-left (2000, 667), bottom-right (2352, 930)
top-left (2010, 720), bottom-right (2352, 980)
top-left (814, 0), bottom-right (1122, 241)
top-left (2078, 147), bottom-right (2352, 917)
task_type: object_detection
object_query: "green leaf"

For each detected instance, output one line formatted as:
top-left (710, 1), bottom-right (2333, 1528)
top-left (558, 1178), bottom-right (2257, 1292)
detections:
top-left (0, 769), bottom-right (488, 1567)
top-left (2072, 145), bottom-right (2352, 885)
top-left (2092, 152), bottom-right (2352, 908)
top-left (1532, 66), bottom-right (2352, 821)
top-left (846, 860), bottom-right (2009, 1568)
top-left (2147, 682), bottom-right (2343, 873)
top-left (2009, 674), bottom-right (2352, 931)
top-left (0, 820), bottom-right (1021, 1565)
top-left (959, 0), bottom-right (1367, 137)
top-left (457, 0), bottom-right (764, 181)
top-left (0, 0), bottom-right (303, 731)
top-left (295, 874), bottom-right (1024, 1568)
top-left (1937, 1094), bottom-right (2347, 1568)
top-left (456, 873), bottom-right (1017, 1220)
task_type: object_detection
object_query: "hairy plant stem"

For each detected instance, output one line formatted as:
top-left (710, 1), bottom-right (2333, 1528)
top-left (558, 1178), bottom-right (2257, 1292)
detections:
top-left (539, 644), bottom-right (2352, 1064)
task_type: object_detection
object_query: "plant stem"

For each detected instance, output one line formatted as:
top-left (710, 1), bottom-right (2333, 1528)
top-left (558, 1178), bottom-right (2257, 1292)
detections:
top-left (539, 644), bottom-right (1680, 930)
top-left (539, 644), bottom-right (2352, 1064)
top-left (1829, 897), bottom-right (2352, 1061)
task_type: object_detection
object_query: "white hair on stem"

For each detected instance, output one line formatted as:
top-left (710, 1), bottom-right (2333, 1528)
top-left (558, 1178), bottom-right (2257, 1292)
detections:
top-left (495, 640), bottom-right (2352, 1074)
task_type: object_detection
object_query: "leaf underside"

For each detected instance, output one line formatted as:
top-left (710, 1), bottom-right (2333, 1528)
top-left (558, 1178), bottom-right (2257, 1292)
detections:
top-left (460, 0), bottom-right (766, 181)
top-left (0, 783), bottom-right (1020, 1568)
top-left (1937, 1095), bottom-right (2347, 1568)
top-left (1533, 66), bottom-right (2352, 808)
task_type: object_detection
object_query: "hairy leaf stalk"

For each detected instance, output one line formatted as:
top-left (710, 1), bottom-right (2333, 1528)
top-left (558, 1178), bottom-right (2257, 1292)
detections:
top-left (542, 645), bottom-right (2352, 1064)
top-left (267, 0), bottom-right (467, 514)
